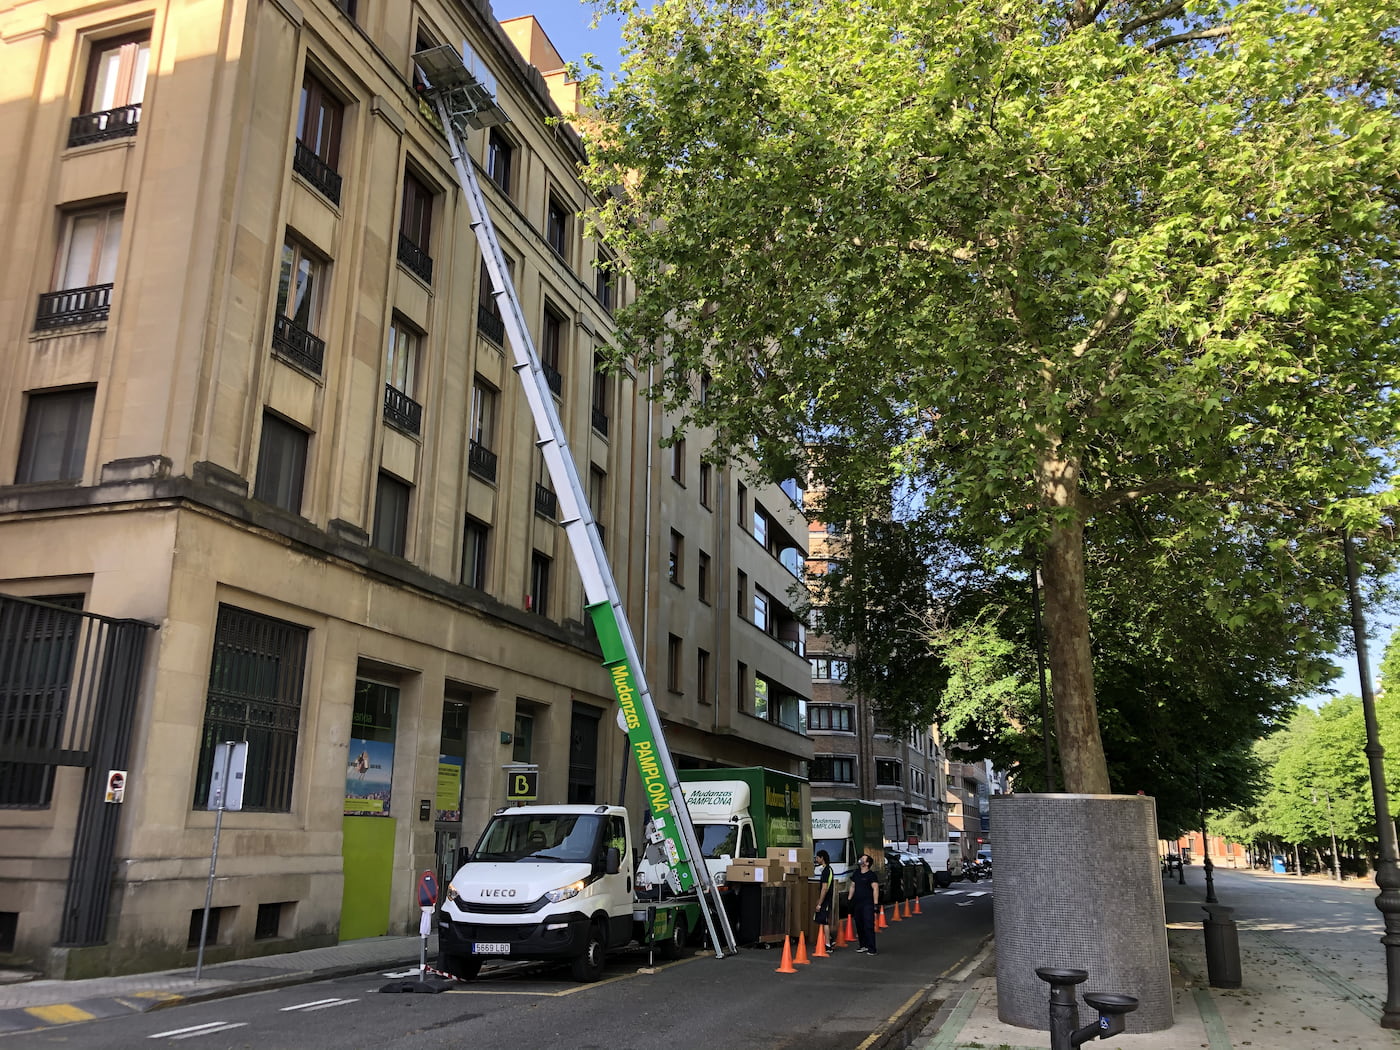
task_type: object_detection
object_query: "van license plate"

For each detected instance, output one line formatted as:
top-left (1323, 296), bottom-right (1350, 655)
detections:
top-left (473, 942), bottom-right (509, 955)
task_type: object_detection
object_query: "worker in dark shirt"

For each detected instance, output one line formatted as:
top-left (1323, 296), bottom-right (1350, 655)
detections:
top-left (848, 853), bottom-right (880, 955)
top-left (813, 850), bottom-right (836, 951)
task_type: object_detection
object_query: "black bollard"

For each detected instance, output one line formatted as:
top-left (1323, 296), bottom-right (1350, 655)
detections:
top-left (1203, 904), bottom-right (1242, 988)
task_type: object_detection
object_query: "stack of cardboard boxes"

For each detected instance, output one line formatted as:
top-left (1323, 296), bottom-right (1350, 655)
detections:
top-left (724, 849), bottom-right (825, 942)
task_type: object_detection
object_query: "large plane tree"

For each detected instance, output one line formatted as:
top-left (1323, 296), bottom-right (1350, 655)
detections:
top-left (582, 0), bottom-right (1400, 791)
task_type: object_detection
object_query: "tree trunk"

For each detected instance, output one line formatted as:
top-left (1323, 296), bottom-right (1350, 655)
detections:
top-left (1037, 452), bottom-right (1112, 793)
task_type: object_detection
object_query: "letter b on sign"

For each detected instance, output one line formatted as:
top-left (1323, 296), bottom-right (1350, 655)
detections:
top-left (506, 769), bottom-right (538, 802)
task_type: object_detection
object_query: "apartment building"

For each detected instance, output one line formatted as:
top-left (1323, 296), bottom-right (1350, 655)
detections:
top-left (0, 0), bottom-right (808, 978)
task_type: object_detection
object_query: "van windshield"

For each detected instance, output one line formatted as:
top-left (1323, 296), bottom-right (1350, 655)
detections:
top-left (696, 823), bottom-right (738, 859)
top-left (473, 814), bottom-right (603, 863)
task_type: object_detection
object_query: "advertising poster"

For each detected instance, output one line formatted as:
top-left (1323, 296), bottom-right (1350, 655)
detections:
top-left (436, 755), bottom-right (463, 822)
top-left (345, 737), bottom-right (395, 816)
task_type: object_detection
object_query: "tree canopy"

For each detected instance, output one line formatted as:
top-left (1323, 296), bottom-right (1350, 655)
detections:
top-left (583, 0), bottom-right (1400, 790)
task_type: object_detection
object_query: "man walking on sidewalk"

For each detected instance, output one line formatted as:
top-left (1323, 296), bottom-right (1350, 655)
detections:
top-left (848, 853), bottom-right (880, 955)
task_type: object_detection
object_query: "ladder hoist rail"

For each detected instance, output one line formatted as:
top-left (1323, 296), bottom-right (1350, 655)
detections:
top-left (414, 46), bottom-right (737, 958)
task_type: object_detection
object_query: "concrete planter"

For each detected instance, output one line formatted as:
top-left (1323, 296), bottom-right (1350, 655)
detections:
top-left (991, 793), bottom-right (1173, 1032)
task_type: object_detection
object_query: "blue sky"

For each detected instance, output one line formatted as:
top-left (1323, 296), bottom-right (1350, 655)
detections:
top-left (486, 1), bottom-right (1395, 711)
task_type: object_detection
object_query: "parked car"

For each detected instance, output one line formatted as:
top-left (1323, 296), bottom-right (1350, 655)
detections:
top-left (885, 849), bottom-right (932, 898)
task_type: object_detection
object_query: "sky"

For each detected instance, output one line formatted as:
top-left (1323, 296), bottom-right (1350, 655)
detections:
top-left (484, 0), bottom-right (1395, 712)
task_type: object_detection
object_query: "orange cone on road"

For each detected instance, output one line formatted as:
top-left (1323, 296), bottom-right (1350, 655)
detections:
top-left (839, 916), bottom-right (853, 946)
top-left (877, 906), bottom-right (889, 929)
top-left (813, 930), bottom-right (829, 958)
top-left (890, 901), bottom-right (903, 922)
top-left (914, 895), bottom-right (923, 915)
top-left (795, 931), bottom-right (811, 965)
top-left (776, 935), bottom-right (797, 974)
top-left (904, 898), bottom-right (913, 918)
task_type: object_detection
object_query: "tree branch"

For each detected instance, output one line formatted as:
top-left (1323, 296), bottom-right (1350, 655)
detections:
top-left (1118, 1), bottom-right (1185, 39)
top-left (1071, 287), bottom-right (1130, 359)
top-left (1144, 25), bottom-right (1232, 53)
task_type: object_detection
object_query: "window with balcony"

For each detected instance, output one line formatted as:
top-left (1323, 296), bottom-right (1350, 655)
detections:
top-left (877, 759), bottom-right (903, 787)
top-left (807, 704), bottom-right (854, 733)
top-left (36, 205), bottom-right (123, 329)
top-left (461, 516), bottom-right (489, 589)
top-left (70, 32), bottom-right (149, 146)
top-left (668, 530), bottom-right (683, 585)
top-left (595, 250), bottom-right (616, 311)
top-left (372, 472), bottom-right (411, 557)
top-left (384, 317), bottom-right (422, 435)
top-left (486, 129), bottom-right (513, 196)
top-left (529, 551), bottom-right (551, 616)
top-left (253, 412), bottom-right (308, 514)
top-left (295, 71), bottom-right (343, 204)
top-left (540, 305), bottom-right (565, 396)
top-left (14, 388), bottom-right (95, 484)
top-left (469, 379), bottom-right (498, 482)
top-left (271, 236), bottom-right (326, 374)
top-left (546, 194), bottom-right (570, 259)
top-left (811, 756), bottom-right (855, 784)
top-left (398, 170), bottom-right (434, 283)
top-left (477, 256), bottom-right (513, 346)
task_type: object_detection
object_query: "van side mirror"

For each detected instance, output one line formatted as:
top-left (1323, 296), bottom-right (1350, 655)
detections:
top-left (605, 846), bottom-right (621, 875)
top-left (456, 845), bottom-right (471, 869)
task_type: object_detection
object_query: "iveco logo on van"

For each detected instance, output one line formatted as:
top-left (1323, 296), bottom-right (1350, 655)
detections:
top-left (480, 888), bottom-right (517, 897)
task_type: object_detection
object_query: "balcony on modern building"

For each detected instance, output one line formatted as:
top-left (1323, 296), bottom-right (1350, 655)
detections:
top-left (68, 104), bottom-right (141, 148)
top-left (35, 284), bottom-right (112, 329)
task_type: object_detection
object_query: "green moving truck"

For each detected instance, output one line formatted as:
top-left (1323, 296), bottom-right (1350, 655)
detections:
top-left (811, 799), bottom-right (889, 895)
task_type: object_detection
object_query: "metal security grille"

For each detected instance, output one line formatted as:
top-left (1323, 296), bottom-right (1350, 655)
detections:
top-left (193, 605), bottom-right (307, 812)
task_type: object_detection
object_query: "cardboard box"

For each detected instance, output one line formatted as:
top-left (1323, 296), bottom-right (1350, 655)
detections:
top-left (781, 861), bottom-right (814, 879)
top-left (726, 860), bottom-right (779, 883)
top-left (766, 847), bottom-right (813, 866)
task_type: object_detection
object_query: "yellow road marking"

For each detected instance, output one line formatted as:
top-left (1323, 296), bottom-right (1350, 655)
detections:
top-left (26, 1003), bottom-right (96, 1024)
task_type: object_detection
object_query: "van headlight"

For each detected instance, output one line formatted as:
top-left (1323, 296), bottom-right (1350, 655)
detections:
top-left (446, 883), bottom-right (460, 902)
top-left (545, 879), bottom-right (586, 903)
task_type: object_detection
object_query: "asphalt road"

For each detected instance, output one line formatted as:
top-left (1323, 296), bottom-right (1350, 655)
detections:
top-left (0, 883), bottom-right (994, 1050)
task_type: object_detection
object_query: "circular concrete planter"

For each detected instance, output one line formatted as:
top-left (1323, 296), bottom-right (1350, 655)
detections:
top-left (991, 793), bottom-right (1173, 1032)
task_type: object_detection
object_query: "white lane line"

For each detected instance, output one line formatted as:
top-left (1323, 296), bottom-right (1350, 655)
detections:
top-left (383, 969), bottom-right (420, 978)
top-left (281, 997), bottom-right (358, 1012)
top-left (149, 1022), bottom-right (248, 1040)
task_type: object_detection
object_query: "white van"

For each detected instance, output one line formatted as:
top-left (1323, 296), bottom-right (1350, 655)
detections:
top-left (910, 840), bottom-right (966, 887)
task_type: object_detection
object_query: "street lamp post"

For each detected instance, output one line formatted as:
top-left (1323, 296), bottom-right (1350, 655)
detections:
top-left (1313, 787), bottom-right (1343, 883)
top-left (1342, 532), bottom-right (1400, 1029)
top-left (1197, 768), bottom-right (1218, 905)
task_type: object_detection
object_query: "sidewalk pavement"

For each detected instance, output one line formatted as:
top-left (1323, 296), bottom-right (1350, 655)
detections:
top-left (912, 865), bottom-right (1400, 1050)
top-left (3, 867), bottom-right (1399, 1048)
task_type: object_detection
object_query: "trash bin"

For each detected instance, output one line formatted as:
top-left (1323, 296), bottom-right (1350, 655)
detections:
top-left (1271, 855), bottom-right (1286, 874)
top-left (1203, 904), bottom-right (1242, 989)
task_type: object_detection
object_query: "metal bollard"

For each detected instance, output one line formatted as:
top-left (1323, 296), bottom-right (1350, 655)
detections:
top-left (1203, 903), bottom-right (1242, 988)
top-left (1036, 967), bottom-right (1141, 1050)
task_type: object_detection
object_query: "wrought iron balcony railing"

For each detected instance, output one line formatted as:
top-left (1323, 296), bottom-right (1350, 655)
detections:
top-left (468, 440), bottom-right (497, 483)
top-left (271, 314), bottom-right (325, 375)
top-left (477, 303), bottom-right (505, 346)
top-left (534, 483), bottom-right (557, 520)
top-left (397, 232), bottom-right (433, 284)
top-left (292, 140), bottom-right (342, 205)
top-left (35, 284), bottom-right (112, 329)
top-left (383, 384), bottom-right (422, 435)
top-left (591, 406), bottom-right (609, 437)
top-left (542, 362), bottom-right (562, 397)
top-left (68, 104), bottom-right (141, 148)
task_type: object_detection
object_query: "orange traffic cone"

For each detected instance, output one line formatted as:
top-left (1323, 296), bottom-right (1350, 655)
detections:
top-left (913, 895), bottom-right (923, 915)
top-left (794, 931), bottom-right (811, 965)
top-left (775, 935), bottom-right (797, 974)
top-left (813, 929), bottom-right (829, 958)
top-left (839, 915), bottom-right (853, 946)
top-left (891, 900), bottom-right (904, 922)
top-left (904, 898), bottom-right (913, 918)
top-left (877, 905), bottom-right (889, 929)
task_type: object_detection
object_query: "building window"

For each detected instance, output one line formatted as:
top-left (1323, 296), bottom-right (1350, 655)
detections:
top-left (589, 467), bottom-right (607, 548)
top-left (737, 483), bottom-right (747, 529)
top-left (384, 317), bottom-right (423, 435)
top-left (294, 71), bottom-right (344, 203)
top-left (540, 305), bottom-right (565, 396)
top-left (487, 129), bottom-right (513, 195)
top-left (0, 594), bottom-right (84, 808)
top-left (253, 413), bottom-right (308, 514)
top-left (461, 517), bottom-right (489, 589)
top-left (811, 756), bottom-right (855, 784)
top-left (699, 462), bottom-right (712, 509)
top-left (697, 550), bottom-right (711, 603)
top-left (476, 256), bottom-right (513, 345)
top-left (194, 605), bottom-right (308, 812)
top-left (15, 388), bottom-right (95, 484)
top-left (877, 759), bottom-right (903, 787)
top-left (70, 33), bottom-right (149, 146)
top-left (334, 0), bottom-right (358, 22)
top-left (737, 571), bottom-right (748, 620)
top-left (546, 194), bottom-right (569, 258)
top-left (36, 205), bottom-right (123, 329)
top-left (512, 710), bottom-right (533, 764)
top-left (753, 505), bottom-right (771, 549)
top-left (697, 648), bottom-right (711, 704)
top-left (667, 634), bottom-right (682, 692)
top-left (753, 589), bottom-right (770, 634)
top-left (810, 657), bottom-right (848, 681)
top-left (398, 170), bottom-right (434, 282)
top-left (529, 552), bottom-right (551, 616)
top-left (807, 704), bottom-right (854, 733)
top-left (737, 661), bottom-right (749, 712)
top-left (595, 251), bottom-right (616, 311)
top-left (591, 356), bottom-right (610, 437)
top-left (468, 379), bottom-right (498, 482)
top-left (373, 472), bottom-right (411, 557)
top-left (271, 235), bottom-right (326, 374)
top-left (670, 434), bottom-right (685, 484)
top-left (669, 530), bottom-right (683, 585)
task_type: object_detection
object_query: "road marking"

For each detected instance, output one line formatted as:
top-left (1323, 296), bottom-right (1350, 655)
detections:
top-left (25, 1003), bottom-right (95, 1024)
top-left (281, 998), bottom-right (358, 1012)
top-left (149, 1021), bottom-right (248, 1039)
top-left (383, 969), bottom-right (420, 978)
top-left (853, 986), bottom-right (927, 1050)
